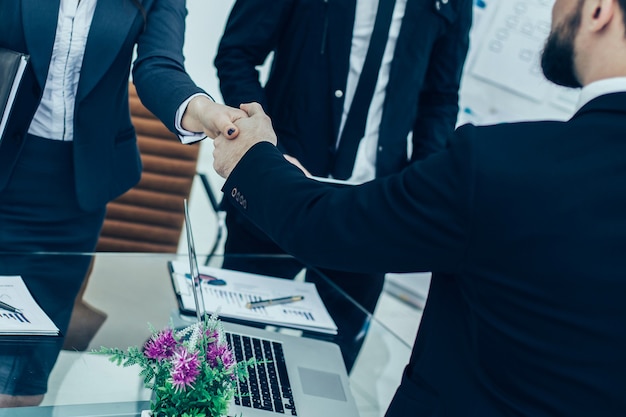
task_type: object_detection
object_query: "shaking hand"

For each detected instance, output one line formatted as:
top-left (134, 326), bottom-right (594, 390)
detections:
top-left (212, 102), bottom-right (277, 178)
top-left (182, 95), bottom-right (247, 139)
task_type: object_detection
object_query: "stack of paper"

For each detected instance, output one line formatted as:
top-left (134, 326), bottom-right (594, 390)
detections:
top-left (169, 261), bottom-right (338, 335)
top-left (0, 276), bottom-right (59, 336)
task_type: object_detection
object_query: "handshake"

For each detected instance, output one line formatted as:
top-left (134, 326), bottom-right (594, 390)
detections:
top-left (184, 98), bottom-right (280, 179)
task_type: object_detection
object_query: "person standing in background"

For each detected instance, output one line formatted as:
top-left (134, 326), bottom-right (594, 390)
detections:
top-left (214, 0), bottom-right (473, 371)
top-left (210, 0), bottom-right (626, 413)
top-left (0, 0), bottom-right (244, 407)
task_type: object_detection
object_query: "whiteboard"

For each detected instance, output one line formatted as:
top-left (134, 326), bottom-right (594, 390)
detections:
top-left (457, 0), bottom-right (581, 126)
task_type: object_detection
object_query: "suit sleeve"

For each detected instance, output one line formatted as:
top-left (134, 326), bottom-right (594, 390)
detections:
top-left (214, 0), bottom-right (295, 109)
top-left (131, 0), bottom-right (206, 133)
top-left (411, 0), bottom-right (473, 161)
top-left (222, 126), bottom-right (477, 274)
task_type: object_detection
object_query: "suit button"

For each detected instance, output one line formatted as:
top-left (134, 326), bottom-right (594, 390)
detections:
top-left (334, 90), bottom-right (343, 98)
top-left (12, 134), bottom-right (22, 143)
top-left (435, 1), bottom-right (441, 10)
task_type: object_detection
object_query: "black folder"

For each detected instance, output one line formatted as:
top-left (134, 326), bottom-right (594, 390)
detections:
top-left (0, 48), bottom-right (30, 143)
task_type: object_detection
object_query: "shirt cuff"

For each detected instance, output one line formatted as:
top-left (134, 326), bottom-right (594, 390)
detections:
top-left (175, 92), bottom-right (214, 144)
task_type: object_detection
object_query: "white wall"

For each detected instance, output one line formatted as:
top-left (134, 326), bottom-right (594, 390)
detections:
top-left (178, 0), bottom-right (236, 255)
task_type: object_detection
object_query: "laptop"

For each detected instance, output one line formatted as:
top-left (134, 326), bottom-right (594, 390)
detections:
top-left (181, 200), bottom-right (359, 417)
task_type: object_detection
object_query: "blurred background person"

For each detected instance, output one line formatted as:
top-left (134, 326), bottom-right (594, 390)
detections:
top-left (214, 0), bottom-right (473, 371)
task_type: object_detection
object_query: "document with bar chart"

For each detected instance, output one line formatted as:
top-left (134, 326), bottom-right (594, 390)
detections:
top-left (169, 261), bottom-right (338, 335)
top-left (0, 276), bottom-right (59, 336)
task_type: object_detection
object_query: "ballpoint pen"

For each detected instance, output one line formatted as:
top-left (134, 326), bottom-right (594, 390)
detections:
top-left (0, 300), bottom-right (21, 313)
top-left (246, 295), bottom-right (304, 309)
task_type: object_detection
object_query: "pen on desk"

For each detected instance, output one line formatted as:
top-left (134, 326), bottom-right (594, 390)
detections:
top-left (0, 300), bottom-right (21, 313)
top-left (246, 295), bottom-right (304, 309)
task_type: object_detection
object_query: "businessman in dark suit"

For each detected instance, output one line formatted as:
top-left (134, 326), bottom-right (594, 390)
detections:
top-left (211, 0), bottom-right (626, 414)
top-left (214, 0), bottom-right (472, 371)
top-left (0, 0), bottom-right (243, 407)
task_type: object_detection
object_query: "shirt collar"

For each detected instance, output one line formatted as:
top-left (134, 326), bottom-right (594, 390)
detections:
top-left (575, 77), bottom-right (626, 112)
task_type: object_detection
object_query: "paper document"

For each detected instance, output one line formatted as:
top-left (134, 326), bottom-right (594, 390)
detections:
top-left (0, 276), bottom-right (59, 336)
top-left (169, 261), bottom-right (338, 335)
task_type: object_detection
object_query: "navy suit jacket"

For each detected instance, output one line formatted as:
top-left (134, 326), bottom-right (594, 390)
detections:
top-left (215, 0), bottom-right (472, 177)
top-left (223, 92), bottom-right (626, 415)
top-left (0, 0), bottom-right (205, 212)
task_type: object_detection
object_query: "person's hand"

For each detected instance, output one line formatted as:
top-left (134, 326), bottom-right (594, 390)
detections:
top-left (213, 102), bottom-right (277, 178)
top-left (182, 96), bottom-right (247, 139)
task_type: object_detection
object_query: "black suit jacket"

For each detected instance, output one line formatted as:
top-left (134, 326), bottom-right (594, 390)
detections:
top-left (215, 0), bottom-right (472, 177)
top-left (0, 0), bottom-right (205, 212)
top-left (223, 92), bottom-right (626, 415)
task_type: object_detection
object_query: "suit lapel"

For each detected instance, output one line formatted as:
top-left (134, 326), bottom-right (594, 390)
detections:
top-left (22, 0), bottom-right (60, 88)
top-left (327, 0), bottom-right (356, 138)
top-left (77, 0), bottom-right (140, 102)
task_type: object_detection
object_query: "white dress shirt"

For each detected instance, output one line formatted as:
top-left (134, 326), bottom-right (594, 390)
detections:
top-left (337, 0), bottom-right (408, 184)
top-left (28, 0), bottom-right (205, 143)
top-left (29, 0), bottom-right (97, 141)
top-left (574, 77), bottom-right (626, 112)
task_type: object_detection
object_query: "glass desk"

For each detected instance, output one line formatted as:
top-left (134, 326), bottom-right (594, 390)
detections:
top-left (0, 253), bottom-right (414, 417)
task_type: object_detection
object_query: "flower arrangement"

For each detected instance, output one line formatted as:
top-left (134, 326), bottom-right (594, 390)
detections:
top-left (96, 314), bottom-right (255, 417)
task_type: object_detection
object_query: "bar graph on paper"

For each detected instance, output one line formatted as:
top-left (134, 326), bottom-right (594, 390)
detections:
top-left (170, 260), bottom-right (338, 334)
top-left (0, 276), bottom-right (59, 335)
top-left (202, 286), bottom-right (317, 321)
top-left (0, 311), bottom-right (31, 324)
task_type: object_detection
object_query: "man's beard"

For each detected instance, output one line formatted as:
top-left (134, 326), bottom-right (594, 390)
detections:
top-left (540, 4), bottom-right (584, 89)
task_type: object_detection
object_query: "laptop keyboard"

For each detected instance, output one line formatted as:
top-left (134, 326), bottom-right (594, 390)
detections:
top-left (226, 332), bottom-right (298, 415)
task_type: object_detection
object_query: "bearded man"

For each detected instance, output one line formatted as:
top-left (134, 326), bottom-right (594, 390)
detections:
top-left (211, 0), bottom-right (626, 415)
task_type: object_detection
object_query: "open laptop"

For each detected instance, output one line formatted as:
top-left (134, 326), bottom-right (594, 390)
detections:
top-left (181, 200), bottom-right (359, 417)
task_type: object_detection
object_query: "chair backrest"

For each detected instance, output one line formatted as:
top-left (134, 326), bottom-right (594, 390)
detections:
top-left (96, 83), bottom-right (200, 253)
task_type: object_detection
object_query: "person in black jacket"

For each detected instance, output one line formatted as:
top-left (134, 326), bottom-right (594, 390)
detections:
top-left (214, 0), bottom-right (473, 372)
top-left (211, 0), bottom-right (626, 414)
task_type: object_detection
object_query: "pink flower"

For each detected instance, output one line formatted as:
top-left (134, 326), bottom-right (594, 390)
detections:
top-left (171, 347), bottom-right (201, 391)
top-left (207, 343), bottom-right (235, 369)
top-left (205, 328), bottom-right (219, 340)
top-left (144, 329), bottom-right (177, 361)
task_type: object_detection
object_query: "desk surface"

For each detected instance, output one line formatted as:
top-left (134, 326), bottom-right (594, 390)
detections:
top-left (0, 253), bottom-right (412, 417)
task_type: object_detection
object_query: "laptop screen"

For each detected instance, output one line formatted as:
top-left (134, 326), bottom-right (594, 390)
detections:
top-left (183, 199), bottom-right (206, 322)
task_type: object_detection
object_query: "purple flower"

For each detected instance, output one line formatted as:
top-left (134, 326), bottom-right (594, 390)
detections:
top-left (171, 347), bottom-right (201, 391)
top-left (205, 329), bottom-right (219, 342)
top-left (207, 343), bottom-right (235, 369)
top-left (144, 329), bottom-right (177, 361)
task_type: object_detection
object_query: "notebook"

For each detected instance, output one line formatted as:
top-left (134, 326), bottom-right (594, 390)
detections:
top-left (0, 48), bottom-right (29, 143)
top-left (181, 200), bottom-right (359, 417)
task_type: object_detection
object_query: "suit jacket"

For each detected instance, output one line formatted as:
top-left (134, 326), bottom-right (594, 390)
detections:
top-left (215, 0), bottom-right (472, 178)
top-left (0, 0), bottom-right (204, 212)
top-left (223, 92), bottom-right (626, 415)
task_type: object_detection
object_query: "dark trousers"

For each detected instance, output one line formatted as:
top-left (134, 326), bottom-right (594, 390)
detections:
top-left (0, 135), bottom-right (106, 395)
top-left (222, 203), bottom-right (385, 372)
